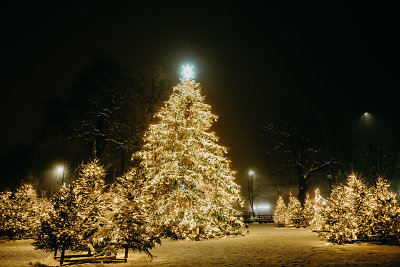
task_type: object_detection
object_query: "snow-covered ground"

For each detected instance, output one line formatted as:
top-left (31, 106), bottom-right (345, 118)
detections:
top-left (1, 223), bottom-right (400, 266)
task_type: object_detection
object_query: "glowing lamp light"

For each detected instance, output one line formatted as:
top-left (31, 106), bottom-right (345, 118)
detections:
top-left (56, 165), bottom-right (64, 175)
top-left (248, 170), bottom-right (255, 176)
top-left (181, 64), bottom-right (194, 80)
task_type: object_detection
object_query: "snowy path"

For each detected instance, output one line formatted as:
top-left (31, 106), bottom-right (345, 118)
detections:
top-left (1, 223), bottom-right (400, 266)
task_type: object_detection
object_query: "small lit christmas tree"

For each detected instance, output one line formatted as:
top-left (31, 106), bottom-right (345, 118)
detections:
top-left (369, 177), bottom-right (400, 244)
top-left (33, 186), bottom-right (80, 264)
top-left (136, 65), bottom-right (243, 239)
top-left (104, 169), bottom-right (161, 258)
top-left (303, 193), bottom-right (314, 226)
top-left (321, 175), bottom-right (372, 243)
top-left (72, 159), bottom-right (108, 253)
top-left (0, 190), bottom-right (15, 239)
top-left (310, 188), bottom-right (325, 231)
top-left (273, 195), bottom-right (288, 227)
top-left (0, 183), bottom-right (44, 239)
top-left (13, 183), bottom-right (43, 238)
top-left (346, 174), bottom-right (372, 241)
top-left (287, 192), bottom-right (303, 227)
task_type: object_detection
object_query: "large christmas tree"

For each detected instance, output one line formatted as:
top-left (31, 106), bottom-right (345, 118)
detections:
top-left (136, 66), bottom-right (243, 239)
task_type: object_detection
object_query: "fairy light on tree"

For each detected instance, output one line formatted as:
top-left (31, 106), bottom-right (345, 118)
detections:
top-left (136, 65), bottom-right (243, 239)
top-left (310, 188), bottom-right (324, 231)
top-left (303, 193), bottom-right (314, 226)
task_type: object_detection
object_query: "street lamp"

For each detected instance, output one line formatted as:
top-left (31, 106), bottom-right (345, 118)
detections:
top-left (55, 164), bottom-right (65, 186)
top-left (362, 112), bottom-right (369, 128)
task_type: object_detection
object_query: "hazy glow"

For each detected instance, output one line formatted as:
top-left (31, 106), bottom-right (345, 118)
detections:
top-left (255, 203), bottom-right (271, 211)
top-left (248, 170), bottom-right (255, 176)
top-left (56, 165), bottom-right (64, 175)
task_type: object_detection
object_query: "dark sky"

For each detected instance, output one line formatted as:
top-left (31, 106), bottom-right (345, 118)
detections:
top-left (1, 1), bottom-right (399, 201)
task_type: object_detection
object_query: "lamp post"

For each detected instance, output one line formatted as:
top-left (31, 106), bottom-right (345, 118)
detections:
top-left (248, 169), bottom-right (256, 218)
top-left (326, 172), bottom-right (332, 194)
top-left (56, 164), bottom-right (65, 187)
top-left (363, 112), bottom-right (369, 129)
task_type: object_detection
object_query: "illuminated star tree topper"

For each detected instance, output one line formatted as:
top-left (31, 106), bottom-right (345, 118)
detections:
top-left (180, 64), bottom-right (195, 81)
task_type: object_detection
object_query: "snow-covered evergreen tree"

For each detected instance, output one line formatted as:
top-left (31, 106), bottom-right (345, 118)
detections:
top-left (346, 174), bottom-right (372, 241)
top-left (369, 177), bottom-right (400, 243)
top-left (136, 67), bottom-right (243, 239)
top-left (0, 183), bottom-right (45, 239)
top-left (33, 186), bottom-right (80, 264)
top-left (273, 195), bottom-right (287, 227)
top-left (34, 159), bottom-right (107, 263)
top-left (321, 175), bottom-right (372, 243)
top-left (303, 193), bottom-right (314, 226)
top-left (0, 190), bottom-right (15, 239)
top-left (287, 192), bottom-right (303, 227)
top-left (103, 169), bottom-right (161, 258)
top-left (310, 188), bottom-right (324, 231)
top-left (72, 159), bottom-right (108, 252)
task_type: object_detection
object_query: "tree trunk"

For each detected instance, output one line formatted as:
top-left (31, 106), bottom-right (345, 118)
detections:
top-left (124, 247), bottom-right (128, 259)
top-left (54, 246), bottom-right (58, 258)
top-left (60, 244), bottom-right (66, 265)
top-left (298, 174), bottom-right (307, 206)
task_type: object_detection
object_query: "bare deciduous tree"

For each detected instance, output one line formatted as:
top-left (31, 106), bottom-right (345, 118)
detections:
top-left (40, 55), bottom-right (171, 179)
top-left (264, 117), bottom-right (335, 205)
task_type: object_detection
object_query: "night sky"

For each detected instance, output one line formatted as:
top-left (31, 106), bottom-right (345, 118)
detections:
top-left (1, 1), bottom-right (399, 202)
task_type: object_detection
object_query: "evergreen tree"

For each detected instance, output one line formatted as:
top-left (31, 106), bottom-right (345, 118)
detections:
top-left (321, 175), bottom-right (372, 243)
top-left (287, 192), bottom-right (303, 227)
top-left (33, 186), bottom-right (80, 264)
top-left (13, 183), bottom-right (42, 238)
top-left (303, 193), bottom-right (314, 226)
top-left (273, 196), bottom-right (288, 227)
top-left (310, 188), bottom-right (324, 231)
top-left (136, 68), bottom-right (243, 239)
top-left (103, 169), bottom-right (161, 258)
top-left (72, 159), bottom-right (108, 253)
top-left (0, 190), bottom-right (15, 239)
top-left (346, 174), bottom-right (372, 241)
top-left (369, 177), bottom-right (400, 243)
top-left (0, 183), bottom-right (45, 239)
